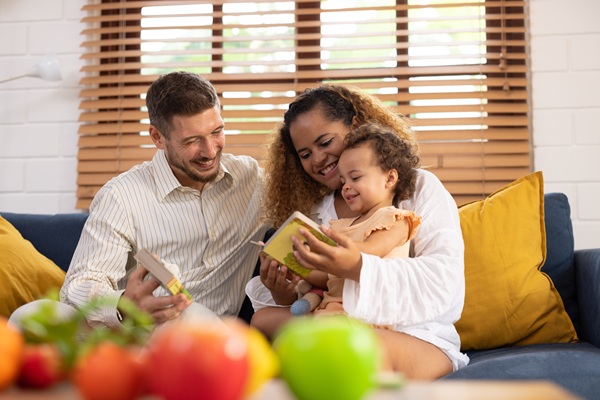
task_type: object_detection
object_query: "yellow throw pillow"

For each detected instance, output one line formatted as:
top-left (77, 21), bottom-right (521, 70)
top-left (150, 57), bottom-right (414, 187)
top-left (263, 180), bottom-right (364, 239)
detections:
top-left (0, 216), bottom-right (66, 318)
top-left (455, 171), bottom-right (578, 351)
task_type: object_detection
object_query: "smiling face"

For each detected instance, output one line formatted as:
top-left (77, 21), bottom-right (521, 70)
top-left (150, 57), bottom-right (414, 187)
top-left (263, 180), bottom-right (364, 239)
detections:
top-left (150, 105), bottom-right (225, 191)
top-left (289, 106), bottom-right (351, 191)
top-left (338, 143), bottom-right (397, 217)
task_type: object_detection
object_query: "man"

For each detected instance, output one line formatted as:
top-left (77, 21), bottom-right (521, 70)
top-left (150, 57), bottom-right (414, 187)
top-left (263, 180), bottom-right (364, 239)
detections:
top-left (57, 71), bottom-right (268, 328)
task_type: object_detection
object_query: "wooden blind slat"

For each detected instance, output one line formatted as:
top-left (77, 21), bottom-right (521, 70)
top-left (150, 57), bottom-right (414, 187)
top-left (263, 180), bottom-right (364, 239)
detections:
top-left (77, 0), bottom-right (530, 209)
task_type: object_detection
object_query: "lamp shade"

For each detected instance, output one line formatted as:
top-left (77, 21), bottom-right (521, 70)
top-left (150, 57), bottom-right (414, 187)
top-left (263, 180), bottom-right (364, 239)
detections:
top-left (28, 54), bottom-right (62, 81)
top-left (0, 54), bottom-right (62, 84)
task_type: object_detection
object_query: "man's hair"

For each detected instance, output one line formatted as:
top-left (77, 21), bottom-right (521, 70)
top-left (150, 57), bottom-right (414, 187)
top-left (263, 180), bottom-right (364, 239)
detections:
top-left (145, 71), bottom-right (220, 138)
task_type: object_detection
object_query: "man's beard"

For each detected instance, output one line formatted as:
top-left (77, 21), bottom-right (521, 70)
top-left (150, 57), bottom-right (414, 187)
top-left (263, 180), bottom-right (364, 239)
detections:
top-left (166, 150), bottom-right (220, 184)
top-left (181, 158), bottom-right (219, 183)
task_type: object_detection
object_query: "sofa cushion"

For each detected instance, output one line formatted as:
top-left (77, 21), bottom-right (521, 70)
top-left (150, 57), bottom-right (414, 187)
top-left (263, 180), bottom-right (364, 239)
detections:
top-left (455, 171), bottom-right (578, 351)
top-left (0, 215), bottom-right (66, 318)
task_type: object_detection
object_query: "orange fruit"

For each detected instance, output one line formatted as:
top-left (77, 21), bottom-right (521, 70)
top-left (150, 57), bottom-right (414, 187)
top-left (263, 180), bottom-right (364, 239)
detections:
top-left (224, 318), bottom-right (280, 396)
top-left (0, 316), bottom-right (24, 391)
top-left (72, 342), bottom-right (144, 400)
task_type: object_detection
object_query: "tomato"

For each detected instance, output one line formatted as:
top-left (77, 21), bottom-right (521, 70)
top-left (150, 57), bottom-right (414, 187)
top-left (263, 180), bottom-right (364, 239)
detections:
top-left (72, 342), bottom-right (144, 400)
top-left (145, 321), bottom-right (249, 400)
top-left (17, 343), bottom-right (64, 389)
top-left (273, 316), bottom-right (381, 400)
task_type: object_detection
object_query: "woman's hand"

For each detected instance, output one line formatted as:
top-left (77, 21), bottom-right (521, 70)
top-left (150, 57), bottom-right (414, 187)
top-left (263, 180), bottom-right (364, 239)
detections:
top-left (292, 226), bottom-right (362, 282)
top-left (258, 253), bottom-right (300, 306)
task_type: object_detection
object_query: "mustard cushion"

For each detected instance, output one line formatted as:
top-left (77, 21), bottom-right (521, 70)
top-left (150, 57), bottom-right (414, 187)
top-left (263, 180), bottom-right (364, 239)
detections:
top-left (455, 171), bottom-right (578, 351)
top-left (0, 215), bottom-right (66, 318)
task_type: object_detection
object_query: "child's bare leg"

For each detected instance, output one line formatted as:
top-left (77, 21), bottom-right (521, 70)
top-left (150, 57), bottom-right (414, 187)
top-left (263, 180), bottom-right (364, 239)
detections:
top-left (375, 329), bottom-right (452, 380)
top-left (251, 307), bottom-right (294, 340)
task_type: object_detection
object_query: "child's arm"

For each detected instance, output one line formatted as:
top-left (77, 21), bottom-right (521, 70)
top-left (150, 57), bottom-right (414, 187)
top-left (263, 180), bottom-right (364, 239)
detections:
top-left (355, 218), bottom-right (410, 257)
top-left (303, 270), bottom-right (329, 290)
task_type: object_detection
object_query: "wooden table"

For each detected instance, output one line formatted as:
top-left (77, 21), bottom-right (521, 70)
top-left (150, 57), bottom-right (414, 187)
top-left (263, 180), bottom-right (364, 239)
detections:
top-left (1, 380), bottom-right (580, 400)
top-left (253, 380), bottom-right (580, 400)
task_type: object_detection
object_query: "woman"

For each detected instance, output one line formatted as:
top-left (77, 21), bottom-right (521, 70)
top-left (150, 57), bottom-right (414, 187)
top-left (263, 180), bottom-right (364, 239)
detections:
top-left (246, 84), bottom-right (469, 379)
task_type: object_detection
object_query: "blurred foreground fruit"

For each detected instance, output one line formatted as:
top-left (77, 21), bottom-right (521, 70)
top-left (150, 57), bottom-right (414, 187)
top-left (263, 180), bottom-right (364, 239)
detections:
top-left (145, 320), bottom-right (249, 400)
top-left (0, 316), bottom-right (24, 391)
top-left (273, 316), bottom-right (381, 400)
top-left (72, 341), bottom-right (144, 400)
top-left (17, 343), bottom-right (63, 389)
top-left (224, 318), bottom-right (280, 396)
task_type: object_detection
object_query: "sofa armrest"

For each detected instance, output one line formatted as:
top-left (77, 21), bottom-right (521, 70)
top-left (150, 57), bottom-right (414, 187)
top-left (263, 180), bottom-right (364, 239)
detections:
top-left (575, 248), bottom-right (600, 347)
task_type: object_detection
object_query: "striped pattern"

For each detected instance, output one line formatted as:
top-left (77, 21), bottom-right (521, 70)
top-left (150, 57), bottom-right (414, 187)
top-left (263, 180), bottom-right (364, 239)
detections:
top-left (61, 150), bottom-right (267, 327)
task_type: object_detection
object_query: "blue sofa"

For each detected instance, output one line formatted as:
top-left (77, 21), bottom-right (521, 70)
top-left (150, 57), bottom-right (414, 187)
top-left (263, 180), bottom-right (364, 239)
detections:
top-left (442, 193), bottom-right (600, 400)
top-left (3, 192), bottom-right (600, 399)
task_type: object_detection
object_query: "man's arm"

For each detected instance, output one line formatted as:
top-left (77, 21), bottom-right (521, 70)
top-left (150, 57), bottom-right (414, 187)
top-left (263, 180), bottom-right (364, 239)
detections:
top-left (60, 185), bottom-right (192, 328)
top-left (59, 186), bottom-right (136, 328)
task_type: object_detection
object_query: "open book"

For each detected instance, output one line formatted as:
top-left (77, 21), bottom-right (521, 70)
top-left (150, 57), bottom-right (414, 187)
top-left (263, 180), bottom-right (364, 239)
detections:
top-left (262, 211), bottom-right (337, 278)
top-left (134, 249), bottom-right (192, 300)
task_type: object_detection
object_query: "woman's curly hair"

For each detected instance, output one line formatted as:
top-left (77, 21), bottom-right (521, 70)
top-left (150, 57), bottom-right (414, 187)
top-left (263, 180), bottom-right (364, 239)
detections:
top-left (343, 123), bottom-right (420, 204)
top-left (263, 83), bottom-right (418, 227)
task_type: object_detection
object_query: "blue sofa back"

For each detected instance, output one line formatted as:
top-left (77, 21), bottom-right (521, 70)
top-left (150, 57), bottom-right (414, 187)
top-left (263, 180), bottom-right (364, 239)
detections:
top-left (541, 193), bottom-right (579, 333)
top-left (1, 192), bottom-right (578, 330)
top-left (2, 212), bottom-right (88, 273)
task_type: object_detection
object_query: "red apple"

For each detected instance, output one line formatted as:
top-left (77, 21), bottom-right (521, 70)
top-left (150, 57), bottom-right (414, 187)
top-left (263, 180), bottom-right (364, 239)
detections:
top-left (17, 343), bottom-right (64, 389)
top-left (145, 321), bottom-right (249, 400)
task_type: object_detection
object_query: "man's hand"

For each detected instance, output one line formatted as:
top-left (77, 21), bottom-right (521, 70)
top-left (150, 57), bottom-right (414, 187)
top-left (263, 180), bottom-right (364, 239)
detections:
top-left (292, 226), bottom-right (362, 282)
top-left (121, 266), bottom-right (192, 325)
top-left (258, 253), bottom-right (300, 306)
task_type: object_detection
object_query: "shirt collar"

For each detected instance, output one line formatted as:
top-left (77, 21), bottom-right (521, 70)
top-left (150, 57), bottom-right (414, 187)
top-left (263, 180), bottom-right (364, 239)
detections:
top-left (152, 150), bottom-right (232, 200)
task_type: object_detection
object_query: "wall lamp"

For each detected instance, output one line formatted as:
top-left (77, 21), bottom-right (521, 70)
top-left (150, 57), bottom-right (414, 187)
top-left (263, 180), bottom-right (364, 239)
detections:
top-left (0, 54), bottom-right (62, 85)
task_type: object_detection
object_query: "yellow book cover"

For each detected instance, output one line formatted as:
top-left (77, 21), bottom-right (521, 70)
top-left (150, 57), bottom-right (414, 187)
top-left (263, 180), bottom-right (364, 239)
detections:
top-left (262, 211), bottom-right (336, 278)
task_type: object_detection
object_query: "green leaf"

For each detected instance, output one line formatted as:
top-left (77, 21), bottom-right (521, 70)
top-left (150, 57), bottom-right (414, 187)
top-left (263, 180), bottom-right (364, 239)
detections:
top-left (18, 290), bottom-right (154, 370)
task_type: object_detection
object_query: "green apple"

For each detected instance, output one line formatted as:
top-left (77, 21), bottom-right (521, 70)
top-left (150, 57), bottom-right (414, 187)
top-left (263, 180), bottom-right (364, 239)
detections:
top-left (273, 316), bottom-right (381, 400)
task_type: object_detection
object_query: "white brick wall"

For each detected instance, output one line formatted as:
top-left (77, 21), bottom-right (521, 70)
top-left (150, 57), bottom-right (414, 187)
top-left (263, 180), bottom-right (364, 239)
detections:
top-left (530, 0), bottom-right (600, 249)
top-left (0, 0), bottom-right (83, 214)
top-left (1, 0), bottom-right (598, 250)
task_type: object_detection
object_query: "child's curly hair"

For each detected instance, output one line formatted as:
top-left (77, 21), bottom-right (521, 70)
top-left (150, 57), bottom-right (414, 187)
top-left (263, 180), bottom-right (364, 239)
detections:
top-left (342, 123), bottom-right (420, 204)
top-left (263, 83), bottom-right (418, 227)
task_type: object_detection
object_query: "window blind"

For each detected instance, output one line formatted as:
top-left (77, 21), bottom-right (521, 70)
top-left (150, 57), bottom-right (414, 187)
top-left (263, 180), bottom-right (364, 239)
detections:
top-left (78, 0), bottom-right (530, 209)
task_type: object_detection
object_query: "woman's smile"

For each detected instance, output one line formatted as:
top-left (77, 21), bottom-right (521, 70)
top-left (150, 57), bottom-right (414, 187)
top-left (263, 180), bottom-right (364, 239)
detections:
top-left (319, 161), bottom-right (338, 177)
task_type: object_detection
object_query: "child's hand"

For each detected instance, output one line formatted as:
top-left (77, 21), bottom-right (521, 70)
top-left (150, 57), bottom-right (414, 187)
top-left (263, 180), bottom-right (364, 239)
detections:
top-left (259, 254), bottom-right (301, 306)
top-left (292, 226), bottom-right (362, 282)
